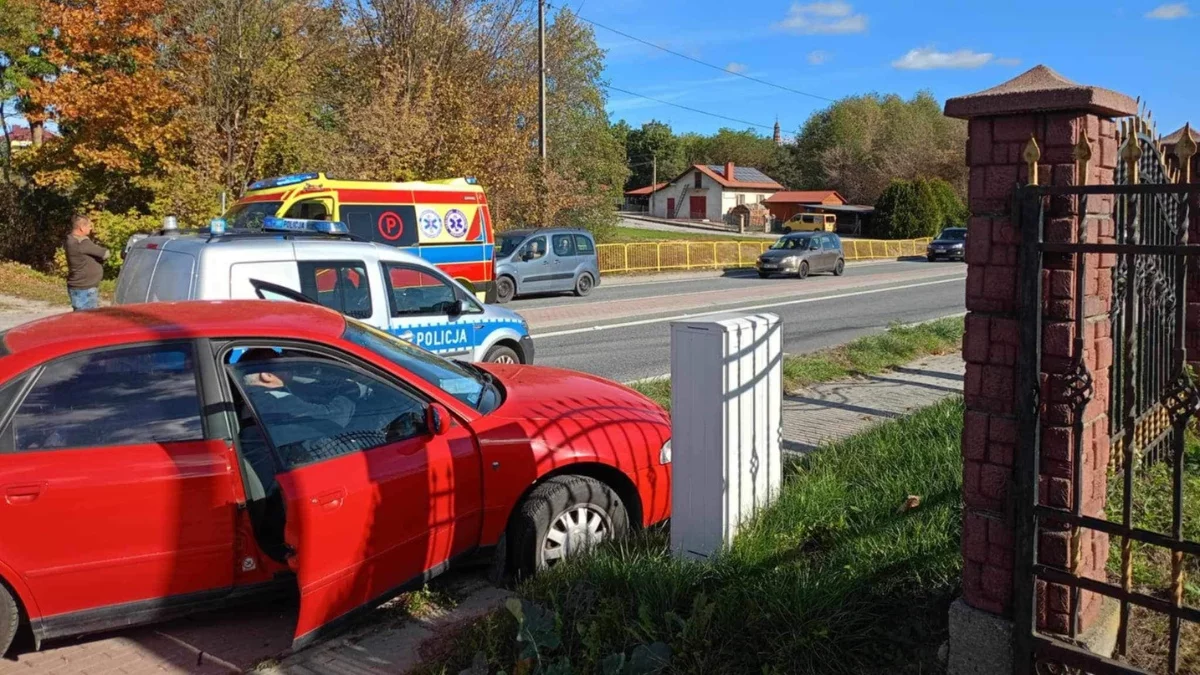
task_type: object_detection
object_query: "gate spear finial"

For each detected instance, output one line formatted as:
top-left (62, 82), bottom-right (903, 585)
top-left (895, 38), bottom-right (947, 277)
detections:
top-left (1174, 123), bottom-right (1196, 184)
top-left (1023, 134), bottom-right (1041, 185)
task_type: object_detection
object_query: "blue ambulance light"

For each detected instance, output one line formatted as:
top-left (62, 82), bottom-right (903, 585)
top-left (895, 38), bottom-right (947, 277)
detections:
top-left (262, 216), bottom-right (348, 235)
top-left (208, 218), bottom-right (227, 235)
top-left (247, 172), bottom-right (320, 191)
top-left (313, 220), bottom-right (349, 235)
top-left (464, 176), bottom-right (478, 185)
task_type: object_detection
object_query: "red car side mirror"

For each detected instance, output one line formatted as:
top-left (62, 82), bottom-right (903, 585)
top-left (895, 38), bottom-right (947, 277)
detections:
top-left (426, 403), bottom-right (450, 436)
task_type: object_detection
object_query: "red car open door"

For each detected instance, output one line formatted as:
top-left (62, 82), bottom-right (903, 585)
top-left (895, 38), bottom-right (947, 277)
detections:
top-left (227, 351), bottom-right (480, 645)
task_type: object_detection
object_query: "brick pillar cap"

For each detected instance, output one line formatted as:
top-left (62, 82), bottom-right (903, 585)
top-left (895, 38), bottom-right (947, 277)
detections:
top-left (944, 64), bottom-right (1137, 120)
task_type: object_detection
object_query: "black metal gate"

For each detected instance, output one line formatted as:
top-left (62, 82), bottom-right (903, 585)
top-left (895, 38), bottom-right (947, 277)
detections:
top-left (1012, 124), bottom-right (1200, 674)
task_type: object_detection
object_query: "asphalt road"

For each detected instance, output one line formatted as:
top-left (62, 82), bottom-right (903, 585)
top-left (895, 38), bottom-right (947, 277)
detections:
top-left (511, 260), bottom-right (967, 383)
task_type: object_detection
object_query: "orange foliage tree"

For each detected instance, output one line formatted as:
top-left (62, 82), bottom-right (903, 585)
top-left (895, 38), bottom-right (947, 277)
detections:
top-left (25, 0), bottom-right (186, 210)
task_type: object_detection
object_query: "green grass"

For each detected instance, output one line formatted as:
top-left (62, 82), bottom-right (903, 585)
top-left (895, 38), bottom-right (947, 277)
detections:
top-left (611, 226), bottom-right (766, 244)
top-left (418, 398), bottom-right (967, 675)
top-left (0, 261), bottom-right (116, 306)
top-left (629, 316), bottom-right (964, 410)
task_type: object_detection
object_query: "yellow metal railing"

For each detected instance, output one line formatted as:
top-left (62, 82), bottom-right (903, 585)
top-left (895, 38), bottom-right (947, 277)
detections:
top-left (595, 237), bottom-right (934, 274)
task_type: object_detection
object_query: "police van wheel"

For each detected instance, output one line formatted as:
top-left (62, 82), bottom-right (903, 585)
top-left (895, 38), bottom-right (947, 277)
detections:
top-left (485, 345), bottom-right (520, 364)
top-left (495, 277), bottom-right (515, 304)
top-left (574, 273), bottom-right (594, 297)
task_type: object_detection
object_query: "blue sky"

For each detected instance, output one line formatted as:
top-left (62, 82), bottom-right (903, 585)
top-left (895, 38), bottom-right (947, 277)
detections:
top-left (586, 0), bottom-right (1200, 141)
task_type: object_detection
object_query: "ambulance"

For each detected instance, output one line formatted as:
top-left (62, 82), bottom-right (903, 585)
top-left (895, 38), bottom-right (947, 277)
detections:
top-left (223, 173), bottom-right (497, 300)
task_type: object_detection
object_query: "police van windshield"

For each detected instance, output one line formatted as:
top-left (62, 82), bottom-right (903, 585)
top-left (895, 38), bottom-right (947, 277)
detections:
top-left (223, 202), bottom-right (283, 230)
top-left (342, 319), bottom-right (500, 413)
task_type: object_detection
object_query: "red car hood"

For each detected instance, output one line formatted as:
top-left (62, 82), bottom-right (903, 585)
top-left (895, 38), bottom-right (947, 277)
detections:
top-left (478, 363), bottom-right (669, 425)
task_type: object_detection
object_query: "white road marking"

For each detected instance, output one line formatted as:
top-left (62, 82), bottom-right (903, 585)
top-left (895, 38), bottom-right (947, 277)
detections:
top-left (536, 276), bottom-right (965, 339)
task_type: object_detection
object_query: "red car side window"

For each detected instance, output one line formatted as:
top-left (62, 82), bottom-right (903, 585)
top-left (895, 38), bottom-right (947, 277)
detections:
top-left (5, 344), bottom-right (203, 451)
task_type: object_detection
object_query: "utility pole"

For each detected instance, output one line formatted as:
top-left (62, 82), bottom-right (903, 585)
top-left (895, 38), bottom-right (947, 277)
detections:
top-left (537, 0), bottom-right (547, 161)
top-left (650, 154), bottom-right (657, 215)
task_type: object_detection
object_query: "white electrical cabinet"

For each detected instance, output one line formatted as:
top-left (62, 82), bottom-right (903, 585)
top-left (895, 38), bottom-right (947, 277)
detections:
top-left (669, 312), bottom-right (782, 561)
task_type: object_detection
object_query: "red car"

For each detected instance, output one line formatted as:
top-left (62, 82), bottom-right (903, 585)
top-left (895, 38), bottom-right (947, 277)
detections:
top-left (0, 301), bottom-right (671, 655)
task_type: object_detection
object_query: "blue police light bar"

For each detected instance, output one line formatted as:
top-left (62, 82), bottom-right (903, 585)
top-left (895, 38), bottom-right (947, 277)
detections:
top-left (208, 218), bottom-right (227, 235)
top-left (262, 216), bottom-right (349, 235)
top-left (247, 173), bottom-right (320, 192)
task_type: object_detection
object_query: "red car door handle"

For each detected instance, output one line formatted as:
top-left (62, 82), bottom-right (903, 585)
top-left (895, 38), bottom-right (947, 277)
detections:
top-left (5, 484), bottom-right (45, 505)
top-left (310, 488), bottom-right (346, 511)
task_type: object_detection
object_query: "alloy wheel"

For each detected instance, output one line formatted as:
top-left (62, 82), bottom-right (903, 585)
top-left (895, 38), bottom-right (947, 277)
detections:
top-left (540, 505), bottom-right (611, 567)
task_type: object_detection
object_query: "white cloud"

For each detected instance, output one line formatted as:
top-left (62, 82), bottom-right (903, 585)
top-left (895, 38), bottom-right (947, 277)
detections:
top-left (892, 47), bottom-right (1010, 70)
top-left (1146, 3), bottom-right (1190, 18)
top-left (807, 50), bottom-right (831, 65)
top-left (725, 62), bottom-right (747, 74)
top-left (774, 1), bottom-right (867, 34)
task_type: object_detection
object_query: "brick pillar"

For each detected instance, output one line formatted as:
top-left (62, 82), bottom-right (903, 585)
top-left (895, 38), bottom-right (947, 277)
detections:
top-left (943, 65), bottom-right (1136, 674)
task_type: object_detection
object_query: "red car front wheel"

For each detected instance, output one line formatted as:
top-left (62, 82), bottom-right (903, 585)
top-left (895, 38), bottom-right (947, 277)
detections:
top-left (508, 475), bottom-right (629, 577)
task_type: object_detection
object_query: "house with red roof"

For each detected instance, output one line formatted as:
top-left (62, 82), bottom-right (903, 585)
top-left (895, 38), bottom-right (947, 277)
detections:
top-left (5, 125), bottom-right (55, 152)
top-left (647, 162), bottom-right (784, 221)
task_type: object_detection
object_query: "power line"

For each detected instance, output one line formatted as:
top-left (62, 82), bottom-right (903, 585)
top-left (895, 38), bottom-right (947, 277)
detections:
top-left (603, 84), bottom-right (779, 132)
top-left (554, 3), bottom-right (835, 104)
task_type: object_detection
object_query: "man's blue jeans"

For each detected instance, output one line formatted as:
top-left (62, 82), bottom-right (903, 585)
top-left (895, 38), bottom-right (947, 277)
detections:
top-left (68, 287), bottom-right (100, 311)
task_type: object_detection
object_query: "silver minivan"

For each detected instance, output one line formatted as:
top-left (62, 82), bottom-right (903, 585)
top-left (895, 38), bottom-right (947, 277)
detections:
top-left (492, 228), bottom-right (600, 303)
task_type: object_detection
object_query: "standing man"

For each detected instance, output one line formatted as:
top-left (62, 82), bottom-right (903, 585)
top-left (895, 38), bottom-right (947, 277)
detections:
top-left (64, 214), bottom-right (108, 311)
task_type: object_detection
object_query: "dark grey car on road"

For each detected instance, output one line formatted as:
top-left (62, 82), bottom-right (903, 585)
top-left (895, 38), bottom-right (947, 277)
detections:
top-left (756, 232), bottom-right (845, 279)
top-left (926, 227), bottom-right (967, 262)
top-left (493, 228), bottom-right (600, 303)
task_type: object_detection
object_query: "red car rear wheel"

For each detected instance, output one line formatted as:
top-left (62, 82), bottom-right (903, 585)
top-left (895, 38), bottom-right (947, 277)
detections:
top-left (0, 583), bottom-right (18, 657)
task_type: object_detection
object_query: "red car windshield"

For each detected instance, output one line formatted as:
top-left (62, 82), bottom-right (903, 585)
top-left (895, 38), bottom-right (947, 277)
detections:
top-left (342, 320), bottom-right (501, 412)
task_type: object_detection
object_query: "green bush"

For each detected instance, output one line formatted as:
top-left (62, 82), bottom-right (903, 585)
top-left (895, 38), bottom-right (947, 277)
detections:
top-left (872, 178), bottom-right (958, 239)
top-left (927, 177), bottom-right (967, 229)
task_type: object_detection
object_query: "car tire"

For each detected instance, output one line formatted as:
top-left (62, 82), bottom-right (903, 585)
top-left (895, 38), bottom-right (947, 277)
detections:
top-left (926, 254), bottom-right (937, 263)
top-left (757, 271), bottom-right (770, 279)
top-left (495, 276), bottom-right (516, 304)
top-left (508, 475), bottom-right (629, 578)
top-left (833, 259), bottom-right (845, 276)
top-left (484, 344), bottom-right (520, 364)
top-left (0, 583), bottom-right (19, 658)
top-left (797, 261), bottom-right (809, 279)
top-left (574, 273), bottom-right (594, 297)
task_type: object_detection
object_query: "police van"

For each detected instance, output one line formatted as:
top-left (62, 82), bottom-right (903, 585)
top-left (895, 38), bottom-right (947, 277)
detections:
top-left (115, 217), bottom-right (534, 364)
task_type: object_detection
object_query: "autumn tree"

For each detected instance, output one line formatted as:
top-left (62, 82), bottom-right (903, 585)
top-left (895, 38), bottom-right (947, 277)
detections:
top-left (782, 91), bottom-right (966, 204)
top-left (166, 0), bottom-right (346, 209)
top-left (0, 0), bottom-right (52, 181)
top-left (683, 127), bottom-right (782, 176)
top-left (28, 0), bottom-right (185, 212)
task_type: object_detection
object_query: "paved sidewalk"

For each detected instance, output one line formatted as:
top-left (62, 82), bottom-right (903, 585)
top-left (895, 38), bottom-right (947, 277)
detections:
top-left (780, 352), bottom-right (965, 454)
